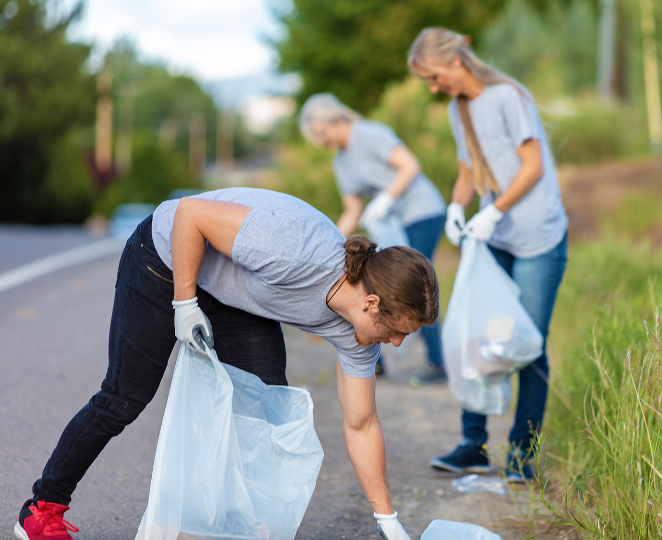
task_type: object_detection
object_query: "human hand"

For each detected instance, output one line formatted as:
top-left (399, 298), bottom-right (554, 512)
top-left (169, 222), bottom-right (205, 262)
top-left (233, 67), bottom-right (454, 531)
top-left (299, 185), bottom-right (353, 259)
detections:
top-left (359, 192), bottom-right (395, 227)
top-left (464, 203), bottom-right (503, 242)
top-left (444, 202), bottom-right (466, 247)
top-left (374, 511), bottom-right (411, 540)
top-left (172, 296), bottom-right (214, 354)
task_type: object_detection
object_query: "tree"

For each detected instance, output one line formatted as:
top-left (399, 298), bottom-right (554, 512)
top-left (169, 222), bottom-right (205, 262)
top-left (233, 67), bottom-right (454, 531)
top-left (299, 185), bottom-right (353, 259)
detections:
top-left (272, 0), bottom-right (507, 113)
top-left (0, 0), bottom-right (96, 223)
top-left (102, 39), bottom-right (218, 171)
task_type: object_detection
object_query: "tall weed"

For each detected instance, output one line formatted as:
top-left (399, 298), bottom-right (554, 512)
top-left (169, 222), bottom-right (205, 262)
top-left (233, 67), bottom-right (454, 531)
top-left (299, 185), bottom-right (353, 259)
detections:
top-left (535, 312), bottom-right (662, 539)
top-left (540, 239), bottom-right (662, 539)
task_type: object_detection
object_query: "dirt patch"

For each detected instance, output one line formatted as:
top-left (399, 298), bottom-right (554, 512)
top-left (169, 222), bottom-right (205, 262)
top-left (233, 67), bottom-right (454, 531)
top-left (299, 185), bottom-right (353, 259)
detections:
top-left (558, 157), bottom-right (662, 244)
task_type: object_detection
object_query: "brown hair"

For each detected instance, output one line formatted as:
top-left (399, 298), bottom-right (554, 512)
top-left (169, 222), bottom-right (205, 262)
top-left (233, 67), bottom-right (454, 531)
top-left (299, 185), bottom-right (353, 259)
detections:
top-left (344, 235), bottom-right (439, 325)
top-left (408, 27), bottom-right (534, 197)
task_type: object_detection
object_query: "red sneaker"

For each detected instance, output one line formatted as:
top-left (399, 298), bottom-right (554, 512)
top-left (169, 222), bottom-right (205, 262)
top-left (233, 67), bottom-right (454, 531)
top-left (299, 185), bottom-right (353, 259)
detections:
top-left (14, 500), bottom-right (79, 540)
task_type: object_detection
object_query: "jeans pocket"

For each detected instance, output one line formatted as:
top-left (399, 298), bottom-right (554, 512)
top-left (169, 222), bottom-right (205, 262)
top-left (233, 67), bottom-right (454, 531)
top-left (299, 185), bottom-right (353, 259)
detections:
top-left (115, 240), bottom-right (132, 288)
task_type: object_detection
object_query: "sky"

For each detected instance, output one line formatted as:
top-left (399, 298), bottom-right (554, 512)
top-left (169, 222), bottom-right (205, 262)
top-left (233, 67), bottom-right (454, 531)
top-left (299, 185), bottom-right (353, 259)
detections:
top-left (55, 0), bottom-right (284, 82)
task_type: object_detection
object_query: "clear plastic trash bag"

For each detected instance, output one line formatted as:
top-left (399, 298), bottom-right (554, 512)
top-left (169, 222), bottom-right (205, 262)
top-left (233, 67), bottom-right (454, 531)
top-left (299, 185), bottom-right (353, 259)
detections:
top-left (135, 344), bottom-right (324, 540)
top-left (421, 519), bottom-right (502, 540)
top-left (442, 236), bottom-right (543, 415)
top-left (364, 215), bottom-right (410, 248)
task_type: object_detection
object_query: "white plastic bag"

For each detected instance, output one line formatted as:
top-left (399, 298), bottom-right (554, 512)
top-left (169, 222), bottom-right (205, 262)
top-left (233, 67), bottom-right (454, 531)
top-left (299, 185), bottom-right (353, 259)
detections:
top-left (421, 519), bottom-right (502, 540)
top-left (135, 344), bottom-right (324, 540)
top-left (442, 236), bottom-right (543, 415)
top-left (364, 215), bottom-right (410, 248)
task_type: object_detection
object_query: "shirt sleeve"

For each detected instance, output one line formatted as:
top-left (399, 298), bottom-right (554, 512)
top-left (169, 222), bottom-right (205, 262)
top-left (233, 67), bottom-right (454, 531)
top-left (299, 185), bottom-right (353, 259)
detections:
top-left (358, 121), bottom-right (403, 164)
top-left (232, 208), bottom-right (300, 279)
top-left (447, 100), bottom-right (471, 165)
top-left (337, 343), bottom-right (381, 379)
top-left (499, 85), bottom-right (539, 148)
top-left (333, 157), bottom-right (360, 196)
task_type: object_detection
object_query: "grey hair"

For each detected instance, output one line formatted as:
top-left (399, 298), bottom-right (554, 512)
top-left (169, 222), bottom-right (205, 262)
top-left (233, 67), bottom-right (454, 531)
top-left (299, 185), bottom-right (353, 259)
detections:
top-left (299, 93), bottom-right (361, 145)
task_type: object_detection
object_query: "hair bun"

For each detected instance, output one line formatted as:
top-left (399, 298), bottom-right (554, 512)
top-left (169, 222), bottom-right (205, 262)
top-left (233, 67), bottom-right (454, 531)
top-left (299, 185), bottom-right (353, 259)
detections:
top-left (344, 236), bottom-right (378, 284)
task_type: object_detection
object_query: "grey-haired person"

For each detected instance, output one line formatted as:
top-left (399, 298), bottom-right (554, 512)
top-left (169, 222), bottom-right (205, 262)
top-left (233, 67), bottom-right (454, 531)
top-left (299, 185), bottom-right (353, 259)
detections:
top-left (300, 94), bottom-right (447, 384)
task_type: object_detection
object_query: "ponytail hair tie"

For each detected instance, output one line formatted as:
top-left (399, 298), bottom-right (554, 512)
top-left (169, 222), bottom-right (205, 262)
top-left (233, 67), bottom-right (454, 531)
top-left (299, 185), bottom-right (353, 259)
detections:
top-left (364, 246), bottom-right (377, 257)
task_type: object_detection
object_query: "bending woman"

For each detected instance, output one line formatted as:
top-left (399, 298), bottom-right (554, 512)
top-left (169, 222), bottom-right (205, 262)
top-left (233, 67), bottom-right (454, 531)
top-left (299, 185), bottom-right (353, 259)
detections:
top-left (408, 28), bottom-right (568, 481)
top-left (16, 188), bottom-right (436, 540)
top-left (300, 94), bottom-right (447, 384)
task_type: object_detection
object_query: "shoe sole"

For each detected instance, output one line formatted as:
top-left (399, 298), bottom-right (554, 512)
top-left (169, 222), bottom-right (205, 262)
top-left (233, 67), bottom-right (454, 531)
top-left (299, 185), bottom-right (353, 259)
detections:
top-left (14, 522), bottom-right (28, 540)
top-left (430, 459), bottom-right (493, 474)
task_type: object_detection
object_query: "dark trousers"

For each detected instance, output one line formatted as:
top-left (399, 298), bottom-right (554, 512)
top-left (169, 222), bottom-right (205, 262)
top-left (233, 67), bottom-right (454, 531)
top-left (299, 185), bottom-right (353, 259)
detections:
top-left (405, 215), bottom-right (445, 368)
top-left (33, 216), bottom-right (287, 505)
top-left (462, 234), bottom-right (568, 452)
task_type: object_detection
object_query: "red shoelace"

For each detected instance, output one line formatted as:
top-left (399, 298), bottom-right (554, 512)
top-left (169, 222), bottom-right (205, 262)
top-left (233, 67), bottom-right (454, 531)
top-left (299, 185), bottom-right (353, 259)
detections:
top-left (33, 502), bottom-right (80, 535)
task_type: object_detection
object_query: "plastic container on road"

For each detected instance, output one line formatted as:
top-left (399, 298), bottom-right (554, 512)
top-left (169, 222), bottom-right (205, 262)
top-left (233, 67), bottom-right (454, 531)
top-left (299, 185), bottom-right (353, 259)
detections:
top-left (421, 519), bottom-right (502, 540)
top-left (451, 474), bottom-right (508, 496)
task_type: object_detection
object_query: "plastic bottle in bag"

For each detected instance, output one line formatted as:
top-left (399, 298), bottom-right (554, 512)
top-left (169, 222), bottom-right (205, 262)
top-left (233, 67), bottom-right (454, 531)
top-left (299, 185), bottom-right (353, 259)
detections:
top-left (420, 519), bottom-right (502, 540)
top-left (442, 236), bottom-right (543, 415)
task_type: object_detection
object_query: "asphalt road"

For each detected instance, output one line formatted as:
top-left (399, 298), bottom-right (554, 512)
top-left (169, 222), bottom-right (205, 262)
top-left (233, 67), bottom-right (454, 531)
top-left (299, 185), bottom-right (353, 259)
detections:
top-left (0, 227), bottom-right (551, 540)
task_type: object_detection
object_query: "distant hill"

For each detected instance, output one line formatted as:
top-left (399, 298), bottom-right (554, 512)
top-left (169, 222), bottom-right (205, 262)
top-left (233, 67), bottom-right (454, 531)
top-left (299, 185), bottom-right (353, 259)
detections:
top-left (203, 72), bottom-right (301, 109)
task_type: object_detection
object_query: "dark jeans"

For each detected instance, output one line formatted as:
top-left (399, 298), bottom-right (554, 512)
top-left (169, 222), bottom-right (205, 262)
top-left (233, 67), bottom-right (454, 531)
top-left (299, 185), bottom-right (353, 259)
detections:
top-left (462, 233), bottom-right (568, 452)
top-left (405, 215), bottom-right (445, 369)
top-left (33, 216), bottom-right (287, 506)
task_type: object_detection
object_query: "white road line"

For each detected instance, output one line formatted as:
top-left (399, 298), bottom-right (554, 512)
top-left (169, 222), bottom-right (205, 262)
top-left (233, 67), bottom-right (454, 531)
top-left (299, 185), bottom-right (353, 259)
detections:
top-left (0, 238), bottom-right (125, 294)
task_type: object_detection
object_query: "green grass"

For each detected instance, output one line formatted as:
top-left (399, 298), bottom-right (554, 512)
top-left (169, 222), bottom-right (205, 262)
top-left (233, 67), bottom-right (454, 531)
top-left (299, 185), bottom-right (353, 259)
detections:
top-left (602, 194), bottom-right (662, 238)
top-left (537, 237), bottom-right (662, 539)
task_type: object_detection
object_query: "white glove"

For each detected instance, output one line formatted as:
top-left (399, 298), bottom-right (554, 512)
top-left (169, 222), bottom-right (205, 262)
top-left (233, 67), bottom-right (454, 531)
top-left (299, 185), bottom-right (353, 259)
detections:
top-left (359, 192), bottom-right (396, 227)
top-left (374, 511), bottom-right (411, 540)
top-left (172, 297), bottom-right (214, 354)
top-left (444, 202), bottom-right (466, 247)
top-left (464, 203), bottom-right (504, 242)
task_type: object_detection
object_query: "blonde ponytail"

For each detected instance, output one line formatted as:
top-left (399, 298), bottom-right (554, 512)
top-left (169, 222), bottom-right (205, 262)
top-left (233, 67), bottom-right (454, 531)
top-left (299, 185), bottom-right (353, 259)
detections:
top-left (456, 96), bottom-right (500, 196)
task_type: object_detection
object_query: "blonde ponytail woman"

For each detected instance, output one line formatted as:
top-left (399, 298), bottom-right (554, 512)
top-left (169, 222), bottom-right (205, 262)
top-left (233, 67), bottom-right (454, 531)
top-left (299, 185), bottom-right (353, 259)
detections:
top-left (300, 93), bottom-right (447, 384)
top-left (408, 27), bottom-right (568, 481)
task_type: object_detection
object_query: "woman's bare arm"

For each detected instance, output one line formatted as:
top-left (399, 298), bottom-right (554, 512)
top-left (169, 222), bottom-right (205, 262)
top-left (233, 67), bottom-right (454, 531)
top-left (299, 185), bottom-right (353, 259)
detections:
top-left (494, 139), bottom-right (543, 213)
top-left (336, 194), bottom-right (364, 238)
top-left (336, 362), bottom-right (393, 515)
top-left (385, 145), bottom-right (421, 198)
top-left (452, 161), bottom-right (477, 208)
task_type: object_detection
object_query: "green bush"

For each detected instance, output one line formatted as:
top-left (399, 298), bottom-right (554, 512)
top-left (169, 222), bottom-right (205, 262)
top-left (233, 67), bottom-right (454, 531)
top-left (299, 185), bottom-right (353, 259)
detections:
top-left (35, 132), bottom-right (96, 223)
top-left (96, 138), bottom-right (200, 216)
top-left (543, 102), bottom-right (649, 165)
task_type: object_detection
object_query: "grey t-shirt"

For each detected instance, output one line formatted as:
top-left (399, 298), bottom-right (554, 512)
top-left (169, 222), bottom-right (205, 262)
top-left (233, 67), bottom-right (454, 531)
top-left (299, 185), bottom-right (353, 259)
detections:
top-left (448, 84), bottom-right (568, 258)
top-left (333, 120), bottom-right (446, 226)
top-left (152, 188), bottom-right (380, 379)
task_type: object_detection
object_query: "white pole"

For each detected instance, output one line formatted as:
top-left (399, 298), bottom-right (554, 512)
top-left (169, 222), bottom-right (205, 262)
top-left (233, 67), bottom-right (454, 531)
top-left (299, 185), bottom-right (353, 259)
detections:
top-left (597, 0), bottom-right (617, 100)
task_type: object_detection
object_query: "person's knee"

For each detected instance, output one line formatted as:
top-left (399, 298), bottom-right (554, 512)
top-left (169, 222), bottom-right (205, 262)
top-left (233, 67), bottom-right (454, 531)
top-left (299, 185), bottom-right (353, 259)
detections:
top-left (88, 390), bottom-right (148, 436)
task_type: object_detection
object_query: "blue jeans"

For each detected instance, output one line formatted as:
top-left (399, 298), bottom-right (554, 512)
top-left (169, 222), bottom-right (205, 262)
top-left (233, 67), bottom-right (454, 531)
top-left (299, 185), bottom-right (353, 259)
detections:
top-left (462, 233), bottom-right (568, 451)
top-left (405, 215), bottom-right (445, 369)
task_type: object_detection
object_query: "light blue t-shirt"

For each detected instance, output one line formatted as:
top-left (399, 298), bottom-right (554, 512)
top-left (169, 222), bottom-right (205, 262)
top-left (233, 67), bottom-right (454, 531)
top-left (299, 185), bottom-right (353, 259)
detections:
top-left (333, 120), bottom-right (446, 226)
top-left (152, 188), bottom-right (380, 379)
top-left (448, 84), bottom-right (568, 258)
